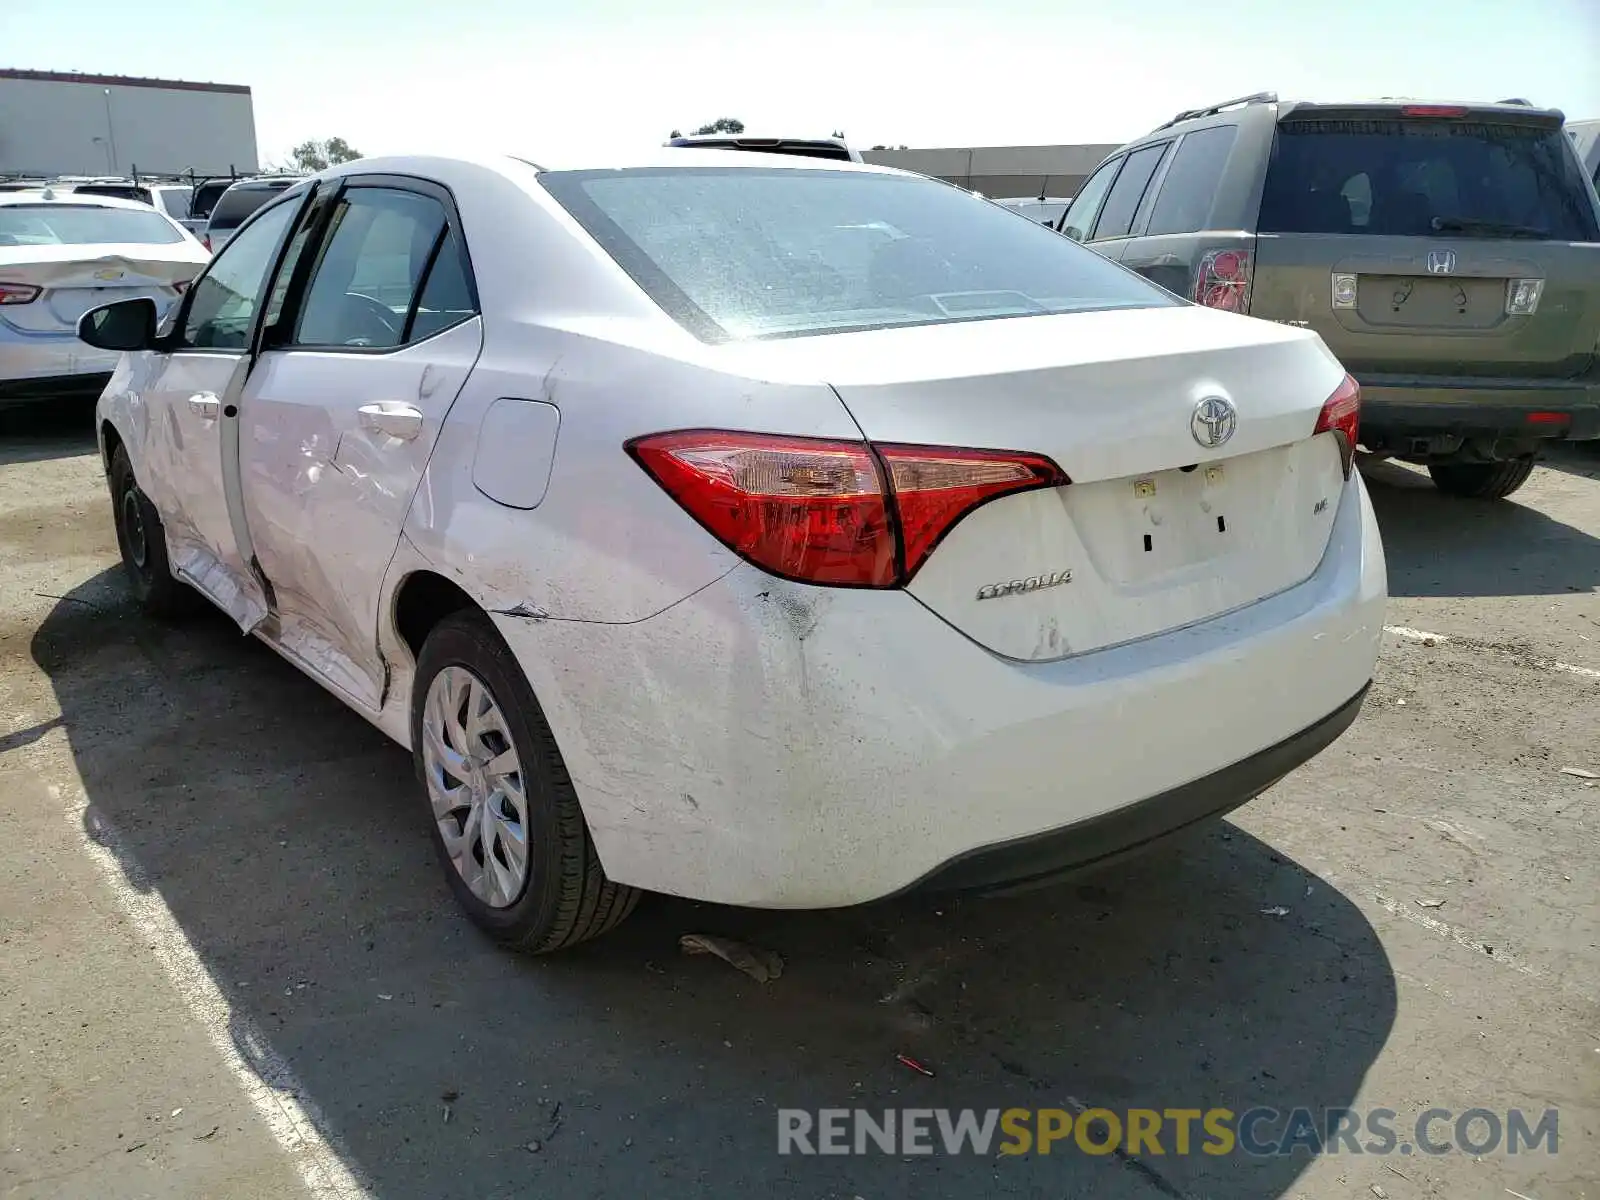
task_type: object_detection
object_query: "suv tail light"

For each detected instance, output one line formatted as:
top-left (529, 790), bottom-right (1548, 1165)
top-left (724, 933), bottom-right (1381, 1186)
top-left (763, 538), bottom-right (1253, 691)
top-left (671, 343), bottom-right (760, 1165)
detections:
top-left (1313, 373), bottom-right (1361, 477)
top-left (0, 282), bottom-right (41, 305)
top-left (627, 430), bottom-right (1068, 587)
top-left (1194, 248), bottom-right (1253, 313)
top-left (202, 234), bottom-right (212, 252)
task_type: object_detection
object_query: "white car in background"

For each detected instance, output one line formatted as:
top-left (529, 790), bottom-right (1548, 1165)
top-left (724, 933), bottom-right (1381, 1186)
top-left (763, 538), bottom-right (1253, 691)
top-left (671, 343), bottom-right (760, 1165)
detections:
top-left (0, 189), bottom-right (208, 407)
top-left (81, 151), bottom-right (1385, 952)
top-left (992, 196), bottom-right (1075, 229)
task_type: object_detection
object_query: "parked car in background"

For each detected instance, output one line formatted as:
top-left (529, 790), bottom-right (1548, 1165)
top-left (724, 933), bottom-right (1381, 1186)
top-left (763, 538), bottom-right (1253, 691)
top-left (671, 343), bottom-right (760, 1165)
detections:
top-left (69, 180), bottom-right (196, 227)
top-left (1061, 94), bottom-right (1600, 499)
top-left (82, 151), bottom-right (1383, 952)
top-left (992, 196), bottom-right (1075, 228)
top-left (666, 134), bottom-right (864, 162)
top-left (0, 188), bottom-right (207, 406)
top-left (202, 176), bottom-right (305, 252)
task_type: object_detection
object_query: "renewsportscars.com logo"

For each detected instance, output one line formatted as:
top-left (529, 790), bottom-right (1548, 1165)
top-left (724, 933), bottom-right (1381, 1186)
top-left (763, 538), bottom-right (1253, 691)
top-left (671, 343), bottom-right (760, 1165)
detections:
top-left (777, 1106), bottom-right (1560, 1158)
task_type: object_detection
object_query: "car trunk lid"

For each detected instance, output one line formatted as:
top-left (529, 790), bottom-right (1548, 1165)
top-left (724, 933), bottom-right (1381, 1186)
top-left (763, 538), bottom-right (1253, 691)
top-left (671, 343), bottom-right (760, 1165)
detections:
top-left (724, 305), bottom-right (1352, 661)
top-left (0, 245), bottom-right (200, 333)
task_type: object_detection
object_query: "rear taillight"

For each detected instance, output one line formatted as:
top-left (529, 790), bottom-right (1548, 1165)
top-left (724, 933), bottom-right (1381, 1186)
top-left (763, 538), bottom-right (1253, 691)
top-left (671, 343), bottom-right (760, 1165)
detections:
top-left (0, 282), bottom-right (41, 305)
top-left (627, 430), bottom-right (1068, 587)
top-left (1193, 249), bottom-right (1252, 313)
top-left (1313, 374), bottom-right (1361, 477)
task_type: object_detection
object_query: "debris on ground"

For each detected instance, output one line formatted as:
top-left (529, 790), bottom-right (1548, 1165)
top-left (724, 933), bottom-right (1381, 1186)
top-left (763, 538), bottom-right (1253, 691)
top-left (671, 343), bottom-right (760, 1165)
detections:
top-left (525, 1139), bottom-right (542, 1153)
top-left (193, 1125), bottom-right (219, 1141)
top-left (377, 993), bottom-right (393, 1001)
top-left (1415, 898), bottom-right (1445, 909)
top-left (896, 1054), bottom-right (935, 1077)
top-left (1371, 1185), bottom-right (1388, 1199)
top-left (679, 933), bottom-right (784, 982)
top-left (1259, 906), bottom-right (1290, 917)
top-left (1559, 767), bottom-right (1598, 780)
top-left (442, 1088), bottom-right (459, 1124)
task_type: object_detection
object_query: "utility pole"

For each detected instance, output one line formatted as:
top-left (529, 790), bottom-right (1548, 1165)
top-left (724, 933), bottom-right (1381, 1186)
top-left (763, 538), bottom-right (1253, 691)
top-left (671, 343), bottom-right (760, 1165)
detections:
top-left (102, 88), bottom-right (120, 172)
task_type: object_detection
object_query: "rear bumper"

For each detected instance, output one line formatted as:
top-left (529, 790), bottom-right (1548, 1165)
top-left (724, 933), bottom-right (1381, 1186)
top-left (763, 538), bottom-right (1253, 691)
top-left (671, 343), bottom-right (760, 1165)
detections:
top-left (1357, 374), bottom-right (1600, 444)
top-left (490, 472), bottom-right (1387, 908)
top-left (1, 333), bottom-right (120, 388)
top-left (908, 683), bottom-right (1369, 896)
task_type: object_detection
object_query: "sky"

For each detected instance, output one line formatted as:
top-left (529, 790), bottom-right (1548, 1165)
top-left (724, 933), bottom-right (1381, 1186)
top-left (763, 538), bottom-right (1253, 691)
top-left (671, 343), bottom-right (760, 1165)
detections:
top-left (6, 0), bottom-right (1599, 168)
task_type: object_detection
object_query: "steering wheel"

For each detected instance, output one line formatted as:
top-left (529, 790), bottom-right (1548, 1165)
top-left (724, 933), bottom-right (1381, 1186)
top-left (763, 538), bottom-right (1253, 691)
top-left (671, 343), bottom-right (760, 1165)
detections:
top-left (340, 292), bottom-right (402, 345)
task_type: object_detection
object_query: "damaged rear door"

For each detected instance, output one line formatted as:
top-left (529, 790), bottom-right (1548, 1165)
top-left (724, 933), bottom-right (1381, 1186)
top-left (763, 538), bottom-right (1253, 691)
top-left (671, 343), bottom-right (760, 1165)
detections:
top-left (236, 177), bottom-right (482, 710)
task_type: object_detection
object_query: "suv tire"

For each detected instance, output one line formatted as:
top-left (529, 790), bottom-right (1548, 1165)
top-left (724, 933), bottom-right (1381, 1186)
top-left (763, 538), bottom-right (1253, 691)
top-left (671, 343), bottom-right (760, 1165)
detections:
top-left (411, 611), bottom-right (640, 953)
top-left (1427, 457), bottom-right (1536, 500)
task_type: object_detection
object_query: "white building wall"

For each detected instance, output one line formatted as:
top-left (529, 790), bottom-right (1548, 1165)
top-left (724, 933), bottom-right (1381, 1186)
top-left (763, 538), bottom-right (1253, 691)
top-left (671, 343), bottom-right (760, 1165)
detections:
top-left (0, 73), bottom-right (258, 178)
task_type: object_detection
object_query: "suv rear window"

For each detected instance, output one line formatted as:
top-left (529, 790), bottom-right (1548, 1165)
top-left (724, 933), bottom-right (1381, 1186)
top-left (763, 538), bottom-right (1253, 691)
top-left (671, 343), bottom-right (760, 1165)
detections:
top-left (540, 166), bottom-right (1176, 342)
top-left (192, 181), bottom-right (233, 219)
top-left (1258, 118), bottom-right (1599, 241)
top-left (209, 183), bottom-right (296, 230)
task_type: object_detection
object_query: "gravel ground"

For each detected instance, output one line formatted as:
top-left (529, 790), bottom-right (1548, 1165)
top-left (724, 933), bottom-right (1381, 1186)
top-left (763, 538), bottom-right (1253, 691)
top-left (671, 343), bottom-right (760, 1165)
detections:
top-left (1, 400), bottom-right (1596, 1200)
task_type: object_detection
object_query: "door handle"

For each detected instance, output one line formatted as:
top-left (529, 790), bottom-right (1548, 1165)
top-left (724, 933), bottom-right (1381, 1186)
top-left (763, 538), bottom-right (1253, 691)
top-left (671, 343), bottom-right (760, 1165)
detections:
top-left (187, 393), bottom-right (221, 420)
top-left (358, 402), bottom-right (424, 441)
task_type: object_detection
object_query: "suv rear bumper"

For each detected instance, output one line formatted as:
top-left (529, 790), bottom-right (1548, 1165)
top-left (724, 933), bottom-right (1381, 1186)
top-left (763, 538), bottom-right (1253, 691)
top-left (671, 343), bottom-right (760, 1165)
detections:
top-left (1357, 375), bottom-right (1600, 447)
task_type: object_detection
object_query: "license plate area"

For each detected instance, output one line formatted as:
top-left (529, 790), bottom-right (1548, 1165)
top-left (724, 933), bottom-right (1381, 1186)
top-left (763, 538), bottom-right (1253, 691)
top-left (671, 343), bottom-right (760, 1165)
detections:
top-left (1354, 274), bottom-right (1505, 330)
top-left (1067, 458), bottom-right (1247, 587)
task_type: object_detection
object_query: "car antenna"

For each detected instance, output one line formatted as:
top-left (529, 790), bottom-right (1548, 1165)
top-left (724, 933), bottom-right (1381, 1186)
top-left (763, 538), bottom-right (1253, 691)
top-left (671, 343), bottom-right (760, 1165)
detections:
top-left (1038, 173), bottom-right (1049, 204)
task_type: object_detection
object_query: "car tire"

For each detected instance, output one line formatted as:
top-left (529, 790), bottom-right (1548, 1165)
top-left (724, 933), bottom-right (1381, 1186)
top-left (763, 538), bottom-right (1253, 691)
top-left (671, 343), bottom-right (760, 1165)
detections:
top-left (411, 611), bottom-right (640, 953)
top-left (108, 445), bottom-right (203, 618)
top-left (1427, 457), bottom-right (1536, 500)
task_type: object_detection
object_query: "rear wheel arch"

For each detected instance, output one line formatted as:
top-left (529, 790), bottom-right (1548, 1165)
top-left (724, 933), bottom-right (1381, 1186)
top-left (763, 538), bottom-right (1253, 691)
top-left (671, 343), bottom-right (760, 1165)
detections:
top-left (99, 419), bottom-right (125, 476)
top-left (392, 569), bottom-right (480, 663)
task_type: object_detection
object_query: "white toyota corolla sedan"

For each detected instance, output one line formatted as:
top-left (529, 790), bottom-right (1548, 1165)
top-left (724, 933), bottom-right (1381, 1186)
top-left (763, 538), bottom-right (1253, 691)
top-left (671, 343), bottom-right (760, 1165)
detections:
top-left (1, 189), bottom-right (208, 407)
top-left (80, 151), bottom-right (1386, 952)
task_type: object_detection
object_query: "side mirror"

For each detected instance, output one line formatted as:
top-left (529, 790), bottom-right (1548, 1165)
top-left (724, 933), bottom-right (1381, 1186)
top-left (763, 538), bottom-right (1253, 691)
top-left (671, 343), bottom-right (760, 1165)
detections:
top-left (77, 297), bottom-right (159, 352)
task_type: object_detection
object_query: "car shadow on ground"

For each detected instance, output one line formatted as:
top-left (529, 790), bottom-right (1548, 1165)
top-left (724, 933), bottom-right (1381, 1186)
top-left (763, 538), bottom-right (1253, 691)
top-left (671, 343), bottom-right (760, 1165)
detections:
top-left (1359, 455), bottom-right (1600, 599)
top-left (29, 570), bottom-right (1398, 1200)
top-left (0, 399), bottom-right (98, 467)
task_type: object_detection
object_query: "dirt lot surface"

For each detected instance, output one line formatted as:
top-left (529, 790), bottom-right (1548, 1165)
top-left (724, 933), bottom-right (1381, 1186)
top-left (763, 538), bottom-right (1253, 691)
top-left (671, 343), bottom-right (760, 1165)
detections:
top-left (2, 402), bottom-right (1596, 1200)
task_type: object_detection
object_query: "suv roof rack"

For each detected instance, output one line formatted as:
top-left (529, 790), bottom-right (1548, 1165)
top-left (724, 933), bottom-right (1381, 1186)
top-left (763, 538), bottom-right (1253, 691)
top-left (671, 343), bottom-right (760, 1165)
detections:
top-left (1157, 91), bottom-right (1278, 130)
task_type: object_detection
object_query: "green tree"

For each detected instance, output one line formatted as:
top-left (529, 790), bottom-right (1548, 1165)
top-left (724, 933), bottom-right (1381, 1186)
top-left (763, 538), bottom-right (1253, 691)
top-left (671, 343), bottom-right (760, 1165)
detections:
top-left (689, 118), bottom-right (745, 136)
top-left (289, 137), bottom-right (363, 172)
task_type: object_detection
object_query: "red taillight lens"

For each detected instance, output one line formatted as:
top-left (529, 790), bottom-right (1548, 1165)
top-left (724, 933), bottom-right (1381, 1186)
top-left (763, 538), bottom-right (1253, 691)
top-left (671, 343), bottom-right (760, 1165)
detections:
top-left (1193, 248), bottom-right (1252, 313)
top-left (627, 430), bottom-right (1068, 587)
top-left (878, 443), bottom-right (1067, 576)
top-left (1313, 373), bottom-right (1361, 477)
top-left (0, 282), bottom-right (41, 305)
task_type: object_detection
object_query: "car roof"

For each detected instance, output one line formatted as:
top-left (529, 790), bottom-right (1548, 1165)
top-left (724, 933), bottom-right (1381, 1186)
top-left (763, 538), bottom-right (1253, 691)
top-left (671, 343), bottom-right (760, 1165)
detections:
top-left (0, 188), bottom-right (165, 210)
top-left (320, 149), bottom-right (901, 181)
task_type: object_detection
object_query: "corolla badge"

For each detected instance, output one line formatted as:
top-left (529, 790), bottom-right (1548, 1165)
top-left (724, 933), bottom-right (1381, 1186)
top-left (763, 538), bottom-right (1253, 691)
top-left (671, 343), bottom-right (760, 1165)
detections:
top-left (1190, 396), bottom-right (1237, 448)
top-left (976, 570), bottom-right (1072, 601)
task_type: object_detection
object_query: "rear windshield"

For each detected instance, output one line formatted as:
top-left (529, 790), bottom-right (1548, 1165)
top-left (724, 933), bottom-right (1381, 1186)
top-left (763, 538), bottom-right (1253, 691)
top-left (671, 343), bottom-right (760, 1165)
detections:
top-left (209, 185), bottom-right (293, 230)
top-left (1259, 118), bottom-right (1600, 241)
top-left (0, 204), bottom-right (184, 246)
top-left (539, 167), bottom-right (1176, 341)
top-left (72, 184), bottom-right (152, 205)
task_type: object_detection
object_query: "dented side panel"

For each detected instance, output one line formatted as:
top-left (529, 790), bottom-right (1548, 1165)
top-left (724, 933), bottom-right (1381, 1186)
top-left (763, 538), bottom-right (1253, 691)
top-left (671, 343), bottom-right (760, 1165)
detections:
top-left (238, 319), bottom-right (484, 709)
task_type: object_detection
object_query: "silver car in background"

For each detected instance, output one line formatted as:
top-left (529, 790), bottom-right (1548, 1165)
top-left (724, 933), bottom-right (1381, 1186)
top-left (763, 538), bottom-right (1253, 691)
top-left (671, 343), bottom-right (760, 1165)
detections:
top-left (0, 189), bottom-right (209, 406)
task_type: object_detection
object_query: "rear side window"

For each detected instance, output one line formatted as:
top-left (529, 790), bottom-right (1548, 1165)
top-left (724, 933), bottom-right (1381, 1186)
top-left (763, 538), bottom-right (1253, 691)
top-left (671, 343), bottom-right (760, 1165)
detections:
top-left (1092, 142), bottom-right (1170, 240)
top-left (293, 187), bottom-right (456, 349)
top-left (1258, 119), bottom-right (1600, 241)
top-left (1145, 125), bottom-right (1239, 236)
top-left (0, 204), bottom-right (183, 246)
top-left (210, 185), bottom-right (294, 231)
top-left (540, 166), bottom-right (1177, 342)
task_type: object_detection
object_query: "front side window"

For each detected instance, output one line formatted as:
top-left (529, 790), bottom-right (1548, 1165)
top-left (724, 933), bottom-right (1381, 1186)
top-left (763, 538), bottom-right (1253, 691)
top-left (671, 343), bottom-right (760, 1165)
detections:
top-left (0, 204), bottom-right (183, 246)
top-left (540, 167), bottom-right (1176, 341)
top-left (1258, 118), bottom-right (1600, 240)
top-left (1092, 142), bottom-right (1171, 240)
top-left (1059, 159), bottom-right (1122, 243)
top-left (181, 199), bottom-right (299, 349)
top-left (292, 187), bottom-right (453, 349)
